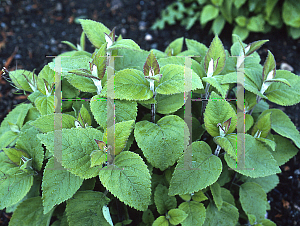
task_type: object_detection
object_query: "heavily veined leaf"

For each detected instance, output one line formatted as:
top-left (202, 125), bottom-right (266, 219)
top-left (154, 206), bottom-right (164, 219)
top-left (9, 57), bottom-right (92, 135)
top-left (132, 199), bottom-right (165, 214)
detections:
top-left (260, 109), bottom-right (300, 148)
top-left (168, 208), bottom-right (188, 225)
top-left (144, 50), bottom-right (160, 77)
top-left (239, 174), bottom-right (279, 193)
top-left (15, 126), bottom-right (44, 171)
top-left (103, 120), bottom-right (135, 155)
top-left (265, 70), bottom-right (300, 106)
top-left (204, 92), bottom-right (237, 137)
top-left (66, 191), bottom-right (111, 226)
top-left (185, 38), bottom-right (208, 62)
top-left (9, 69), bottom-right (37, 92)
top-left (35, 95), bottom-right (56, 116)
top-left (178, 201), bottom-right (206, 226)
top-left (37, 127), bottom-right (103, 179)
top-left (134, 115), bottom-right (189, 171)
top-left (169, 141), bottom-right (222, 196)
top-left (225, 134), bottom-right (281, 178)
top-left (203, 201), bottom-right (239, 226)
top-left (240, 182), bottom-right (268, 223)
top-left (210, 182), bottom-right (223, 210)
top-left (155, 64), bottom-right (203, 95)
top-left (251, 112), bottom-right (272, 138)
top-left (100, 69), bottom-right (153, 101)
top-left (3, 148), bottom-right (29, 166)
top-left (30, 113), bottom-right (76, 133)
top-left (37, 65), bottom-right (55, 95)
top-left (42, 157), bottom-right (84, 214)
top-left (98, 151), bottom-right (151, 211)
top-left (79, 19), bottom-right (111, 48)
top-left (0, 153), bottom-right (33, 209)
top-left (90, 95), bottom-right (137, 129)
top-left (154, 184), bottom-right (177, 214)
top-left (8, 196), bottom-right (54, 226)
top-left (165, 37), bottom-right (184, 56)
top-left (271, 135), bottom-right (299, 166)
top-left (204, 35), bottom-right (226, 76)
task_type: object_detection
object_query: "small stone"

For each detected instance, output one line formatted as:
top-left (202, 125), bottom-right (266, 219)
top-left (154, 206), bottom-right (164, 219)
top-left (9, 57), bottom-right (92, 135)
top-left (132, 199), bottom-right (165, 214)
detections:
top-left (280, 62), bottom-right (294, 72)
top-left (139, 21), bottom-right (147, 31)
top-left (121, 28), bottom-right (126, 35)
top-left (145, 34), bottom-right (152, 41)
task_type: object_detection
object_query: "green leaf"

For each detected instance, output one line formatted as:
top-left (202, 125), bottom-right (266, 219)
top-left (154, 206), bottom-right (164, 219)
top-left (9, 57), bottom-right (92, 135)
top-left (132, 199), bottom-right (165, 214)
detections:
top-left (91, 95), bottom-right (137, 129)
top-left (260, 109), bottom-right (300, 148)
top-left (35, 95), bottom-right (56, 116)
top-left (37, 65), bottom-right (55, 95)
top-left (142, 209), bottom-right (155, 224)
top-left (169, 141), bottom-right (222, 196)
top-left (114, 49), bottom-right (149, 72)
top-left (283, 0), bottom-right (300, 28)
top-left (90, 149), bottom-right (107, 168)
top-left (0, 157), bottom-right (33, 209)
top-left (79, 19), bottom-right (111, 48)
top-left (232, 26), bottom-right (249, 41)
top-left (245, 40), bottom-right (269, 56)
top-left (204, 92), bottom-right (237, 137)
top-left (256, 137), bottom-right (276, 151)
top-left (42, 157), bottom-right (84, 214)
top-left (225, 134), bottom-right (281, 178)
top-left (192, 190), bottom-right (208, 202)
top-left (156, 64), bottom-right (203, 95)
top-left (77, 104), bottom-right (92, 127)
top-left (237, 113), bottom-right (253, 132)
top-left (144, 51), bottom-right (160, 77)
top-left (98, 151), bottom-right (151, 211)
top-left (265, 70), bottom-right (300, 106)
top-left (154, 184), bottom-right (177, 214)
top-left (108, 39), bottom-right (141, 51)
top-left (262, 50), bottom-right (276, 82)
top-left (271, 135), bottom-right (299, 166)
top-left (103, 120), bottom-right (135, 155)
top-left (66, 191), bottom-right (111, 226)
top-left (240, 182), bottom-right (267, 222)
top-left (251, 112), bottom-right (271, 138)
top-left (265, 0), bottom-right (279, 19)
top-left (3, 148), bottom-right (29, 166)
top-left (220, 0), bottom-right (233, 23)
top-left (38, 127), bottom-right (103, 179)
top-left (178, 201), bottom-right (206, 226)
top-left (235, 16), bottom-right (247, 27)
top-left (91, 43), bottom-right (107, 80)
top-left (247, 14), bottom-right (265, 32)
top-left (211, 15), bottom-right (226, 35)
top-left (30, 113), bottom-right (76, 133)
top-left (203, 201), bottom-right (238, 226)
top-left (204, 35), bottom-right (226, 76)
top-left (210, 182), bottom-right (223, 210)
top-left (15, 126), bottom-right (44, 171)
top-left (153, 216), bottom-right (168, 226)
top-left (9, 196), bottom-right (54, 226)
top-left (240, 174), bottom-right (279, 193)
top-left (185, 38), bottom-right (208, 62)
top-left (234, 0), bottom-right (247, 9)
top-left (101, 69), bottom-right (153, 101)
top-left (201, 5), bottom-right (219, 25)
top-left (202, 75), bottom-right (229, 98)
top-left (9, 70), bottom-right (37, 92)
top-left (134, 115), bottom-right (189, 171)
top-left (165, 37), bottom-right (184, 56)
top-left (168, 208), bottom-right (188, 225)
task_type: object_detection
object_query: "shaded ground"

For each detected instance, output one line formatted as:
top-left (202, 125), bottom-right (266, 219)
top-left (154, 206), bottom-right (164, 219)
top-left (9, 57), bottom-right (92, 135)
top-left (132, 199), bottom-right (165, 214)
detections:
top-left (1, 0), bottom-right (300, 225)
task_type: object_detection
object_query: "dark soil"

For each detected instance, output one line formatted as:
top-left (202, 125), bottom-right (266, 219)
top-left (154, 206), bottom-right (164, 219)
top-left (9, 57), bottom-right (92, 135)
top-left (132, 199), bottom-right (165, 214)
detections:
top-left (1, 0), bottom-right (300, 225)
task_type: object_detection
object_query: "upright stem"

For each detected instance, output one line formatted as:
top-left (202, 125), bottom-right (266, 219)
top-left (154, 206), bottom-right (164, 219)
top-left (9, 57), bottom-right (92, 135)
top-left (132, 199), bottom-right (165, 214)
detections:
top-left (151, 103), bottom-right (155, 123)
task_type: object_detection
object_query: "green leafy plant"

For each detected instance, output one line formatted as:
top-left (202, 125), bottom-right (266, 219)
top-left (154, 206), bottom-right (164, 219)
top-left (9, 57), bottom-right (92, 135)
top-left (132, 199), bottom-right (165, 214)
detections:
top-left (0, 19), bottom-right (300, 226)
top-left (152, 0), bottom-right (300, 40)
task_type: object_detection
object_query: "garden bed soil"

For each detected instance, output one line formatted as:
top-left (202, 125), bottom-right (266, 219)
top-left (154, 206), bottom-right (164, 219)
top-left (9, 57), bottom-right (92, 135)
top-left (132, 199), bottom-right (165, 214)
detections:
top-left (1, 0), bottom-right (300, 225)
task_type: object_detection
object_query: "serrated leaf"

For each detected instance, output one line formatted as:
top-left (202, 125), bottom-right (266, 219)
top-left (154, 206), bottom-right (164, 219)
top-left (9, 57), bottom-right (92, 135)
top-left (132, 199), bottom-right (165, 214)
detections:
top-left (108, 39), bottom-right (141, 51)
top-left (103, 120), bottom-right (135, 155)
top-left (77, 104), bottom-right (91, 127)
top-left (100, 69), bottom-right (152, 100)
top-left (240, 182), bottom-right (267, 222)
top-left (91, 43), bottom-right (107, 79)
top-left (9, 70), bottom-right (37, 92)
top-left (37, 65), bottom-right (55, 95)
top-left (271, 135), bottom-right (299, 166)
top-left (168, 208), bottom-right (188, 225)
top-left (42, 157), bottom-right (84, 214)
top-left (256, 137), bottom-right (276, 151)
top-left (9, 196), bottom-right (54, 226)
top-left (204, 92), bottom-right (237, 137)
top-left (144, 50), bottom-right (160, 77)
top-left (251, 112), bottom-right (271, 138)
top-left (192, 190), bottom-right (208, 202)
top-left (3, 148), bottom-right (29, 166)
top-left (30, 113), bottom-right (76, 133)
top-left (178, 201), bottom-right (206, 226)
top-left (66, 191), bottom-right (111, 226)
top-left (15, 126), bottom-right (44, 171)
top-left (265, 70), bottom-right (300, 106)
top-left (35, 95), bottom-right (56, 116)
top-left (246, 40), bottom-right (269, 56)
top-left (79, 19), bottom-right (111, 48)
top-left (262, 51), bottom-right (276, 82)
top-left (90, 149), bottom-right (107, 168)
top-left (169, 141), bottom-right (222, 196)
top-left (154, 184), bottom-right (177, 214)
top-left (155, 64), bottom-right (203, 95)
top-left (98, 151), bottom-right (151, 211)
top-left (91, 95), bottom-right (137, 129)
top-left (210, 182), bottom-right (223, 210)
top-left (165, 37), bottom-right (184, 56)
top-left (202, 75), bottom-right (229, 98)
top-left (37, 127), bottom-right (103, 179)
top-left (204, 35), bottom-right (226, 76)
top-left (240, 174), bottom-right (279, 193)
top-left (203, 201), bottom-right (238, 226)
top-left (185, 38), bottom-right (208, 63)
top-left (153, 216), bottom-right (168, 226)
top-left (134, 115), bottom-right (189, 171)
top-left (225, 134), bottom-right (281, 178)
